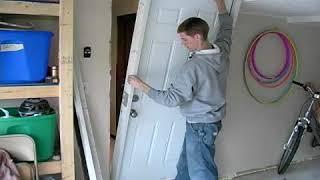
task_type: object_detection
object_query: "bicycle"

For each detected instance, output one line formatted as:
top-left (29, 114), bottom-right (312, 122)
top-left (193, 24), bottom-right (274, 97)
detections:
top-left (277, 81), bottom-right (320, 174)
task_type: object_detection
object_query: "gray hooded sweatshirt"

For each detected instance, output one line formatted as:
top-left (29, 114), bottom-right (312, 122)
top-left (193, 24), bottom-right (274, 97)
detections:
top-left (147, 13), bottom-right (233, 123)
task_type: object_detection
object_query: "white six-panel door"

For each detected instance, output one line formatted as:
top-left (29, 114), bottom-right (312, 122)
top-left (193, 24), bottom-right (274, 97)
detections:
top-left (112, 0), bottom-right (238, 179)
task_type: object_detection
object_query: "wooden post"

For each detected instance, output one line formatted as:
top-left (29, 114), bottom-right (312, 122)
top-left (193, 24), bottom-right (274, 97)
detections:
top-left (59, 0), bottom-right (75, 179)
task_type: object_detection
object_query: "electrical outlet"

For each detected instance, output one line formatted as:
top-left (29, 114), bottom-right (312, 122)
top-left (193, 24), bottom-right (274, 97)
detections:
top-left (84, 46), bottom-right (91, 58)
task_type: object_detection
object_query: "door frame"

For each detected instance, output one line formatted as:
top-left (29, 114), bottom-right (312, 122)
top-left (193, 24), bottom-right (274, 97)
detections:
top-left (116, 13), bottom-right (137, 130)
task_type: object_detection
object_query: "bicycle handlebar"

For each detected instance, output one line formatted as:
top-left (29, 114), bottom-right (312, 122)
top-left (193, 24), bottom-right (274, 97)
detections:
top-left (292, 81), bottom-right (319, 97)
top-left (292, 81), bottom-right (307, 90)
top-left (292, 81), bottom-right (304, 87)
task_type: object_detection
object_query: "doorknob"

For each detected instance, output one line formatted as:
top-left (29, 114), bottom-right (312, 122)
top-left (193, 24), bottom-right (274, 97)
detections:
top-left (130, 109), bottom-right (138, 118)
top-left (132, 95), bottom-right (139, 102)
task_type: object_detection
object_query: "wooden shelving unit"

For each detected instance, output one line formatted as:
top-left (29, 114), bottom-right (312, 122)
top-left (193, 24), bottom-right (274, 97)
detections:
top-left (0, 85), bottom-right (59, 100)
top-left (0, 1), bottom-right (74, 179)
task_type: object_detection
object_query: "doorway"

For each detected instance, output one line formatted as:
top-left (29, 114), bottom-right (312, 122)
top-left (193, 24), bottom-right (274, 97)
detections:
top-left (116, 13), bottom-right (136, 132)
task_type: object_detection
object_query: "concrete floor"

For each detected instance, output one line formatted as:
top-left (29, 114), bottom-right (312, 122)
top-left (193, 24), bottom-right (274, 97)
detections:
top-left (234, 158), bottom-right (320, 180)
top-left (110, 137), bottom-right (319, 180)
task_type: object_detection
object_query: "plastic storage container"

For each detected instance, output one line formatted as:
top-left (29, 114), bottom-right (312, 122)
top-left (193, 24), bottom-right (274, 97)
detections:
top-left (0, 29), bottom-right (53, 84)
top-left (0, 108), bottom-right (57, 161)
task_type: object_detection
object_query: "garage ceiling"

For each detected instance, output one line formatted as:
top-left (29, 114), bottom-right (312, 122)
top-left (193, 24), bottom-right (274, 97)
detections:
top-left (241, 0), bottom-right (320, 23)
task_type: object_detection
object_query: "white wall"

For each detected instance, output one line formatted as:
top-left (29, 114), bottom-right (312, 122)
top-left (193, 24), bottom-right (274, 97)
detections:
top-left (216, 13), bottom-right (320, 178)
top-left (75, 0), bottom-right (112, 179)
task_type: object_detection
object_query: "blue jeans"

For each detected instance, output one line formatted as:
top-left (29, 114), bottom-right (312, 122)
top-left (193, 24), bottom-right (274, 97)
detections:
top-left (175, 121), bottom-right (222, 180)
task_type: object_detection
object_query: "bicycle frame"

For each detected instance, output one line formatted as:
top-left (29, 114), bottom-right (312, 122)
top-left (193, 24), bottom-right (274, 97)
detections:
top-left (278, 81), bottom-right (320, 174)
top-left (284, 82), bottom-right (320, 150)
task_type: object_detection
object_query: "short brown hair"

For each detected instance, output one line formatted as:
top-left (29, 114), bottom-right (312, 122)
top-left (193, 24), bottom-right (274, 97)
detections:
top-left (177, 17), bottom-right (209, 40)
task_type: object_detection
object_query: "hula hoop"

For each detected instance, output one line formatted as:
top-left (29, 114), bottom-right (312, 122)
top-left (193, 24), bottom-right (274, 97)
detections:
top-left (243, 30), bottom-right (300, 104)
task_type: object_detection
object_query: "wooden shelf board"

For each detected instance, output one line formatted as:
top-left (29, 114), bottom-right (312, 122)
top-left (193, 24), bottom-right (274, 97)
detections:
top-left (0, 1), bottom-right (59, 16)
top-left (38, 160), bottom-right (61, 175)
top-left (0, 85), bottom-right (59, 100)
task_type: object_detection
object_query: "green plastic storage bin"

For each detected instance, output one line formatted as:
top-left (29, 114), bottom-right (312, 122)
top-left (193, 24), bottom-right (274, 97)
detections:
top-left (0, 107), bottom-right (57, 161)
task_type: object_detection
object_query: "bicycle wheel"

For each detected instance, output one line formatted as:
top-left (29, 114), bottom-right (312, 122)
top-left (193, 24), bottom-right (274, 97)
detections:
top-left (312, 136), bottom-right (320, 147)
top-left (278, 125), bottom-right (304, 174)
top-left (311, 115), bottom-right (320, 147)
top-left (311, 121), bottom-right (320, 147)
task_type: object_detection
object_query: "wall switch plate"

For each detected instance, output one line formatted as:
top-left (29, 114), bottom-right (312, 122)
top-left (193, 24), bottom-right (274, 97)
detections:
top-left (84, 46), bottom-right (91, 58)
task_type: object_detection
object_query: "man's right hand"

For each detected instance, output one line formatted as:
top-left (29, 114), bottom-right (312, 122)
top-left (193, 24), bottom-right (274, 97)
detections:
top-left (128, 75), bottom-right (151, 94)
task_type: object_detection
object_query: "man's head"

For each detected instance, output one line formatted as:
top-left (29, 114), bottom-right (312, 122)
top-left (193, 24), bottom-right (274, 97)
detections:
top-left (177, 17), bottom-right (209, 51)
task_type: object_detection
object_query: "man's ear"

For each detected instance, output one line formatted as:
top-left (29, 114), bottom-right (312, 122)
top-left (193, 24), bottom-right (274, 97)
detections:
top-left (194, 34), bottom-right (202, 40)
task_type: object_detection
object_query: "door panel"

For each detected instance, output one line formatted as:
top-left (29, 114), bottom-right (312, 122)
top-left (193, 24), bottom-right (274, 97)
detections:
top-left (122, 3), bottom-right (217, 180)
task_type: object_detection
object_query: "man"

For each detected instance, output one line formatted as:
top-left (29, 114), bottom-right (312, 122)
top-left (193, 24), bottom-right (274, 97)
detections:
top-left (128, 0), bottom-right (233, 179)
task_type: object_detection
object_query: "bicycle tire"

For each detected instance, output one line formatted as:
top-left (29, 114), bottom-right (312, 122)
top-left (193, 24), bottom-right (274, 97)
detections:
top-left (278, 125), bottom-right (304, 174)
top-left (311, 119), bottom-right (320, 147)
top-left (312, 136), bottom-right (320, 147)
